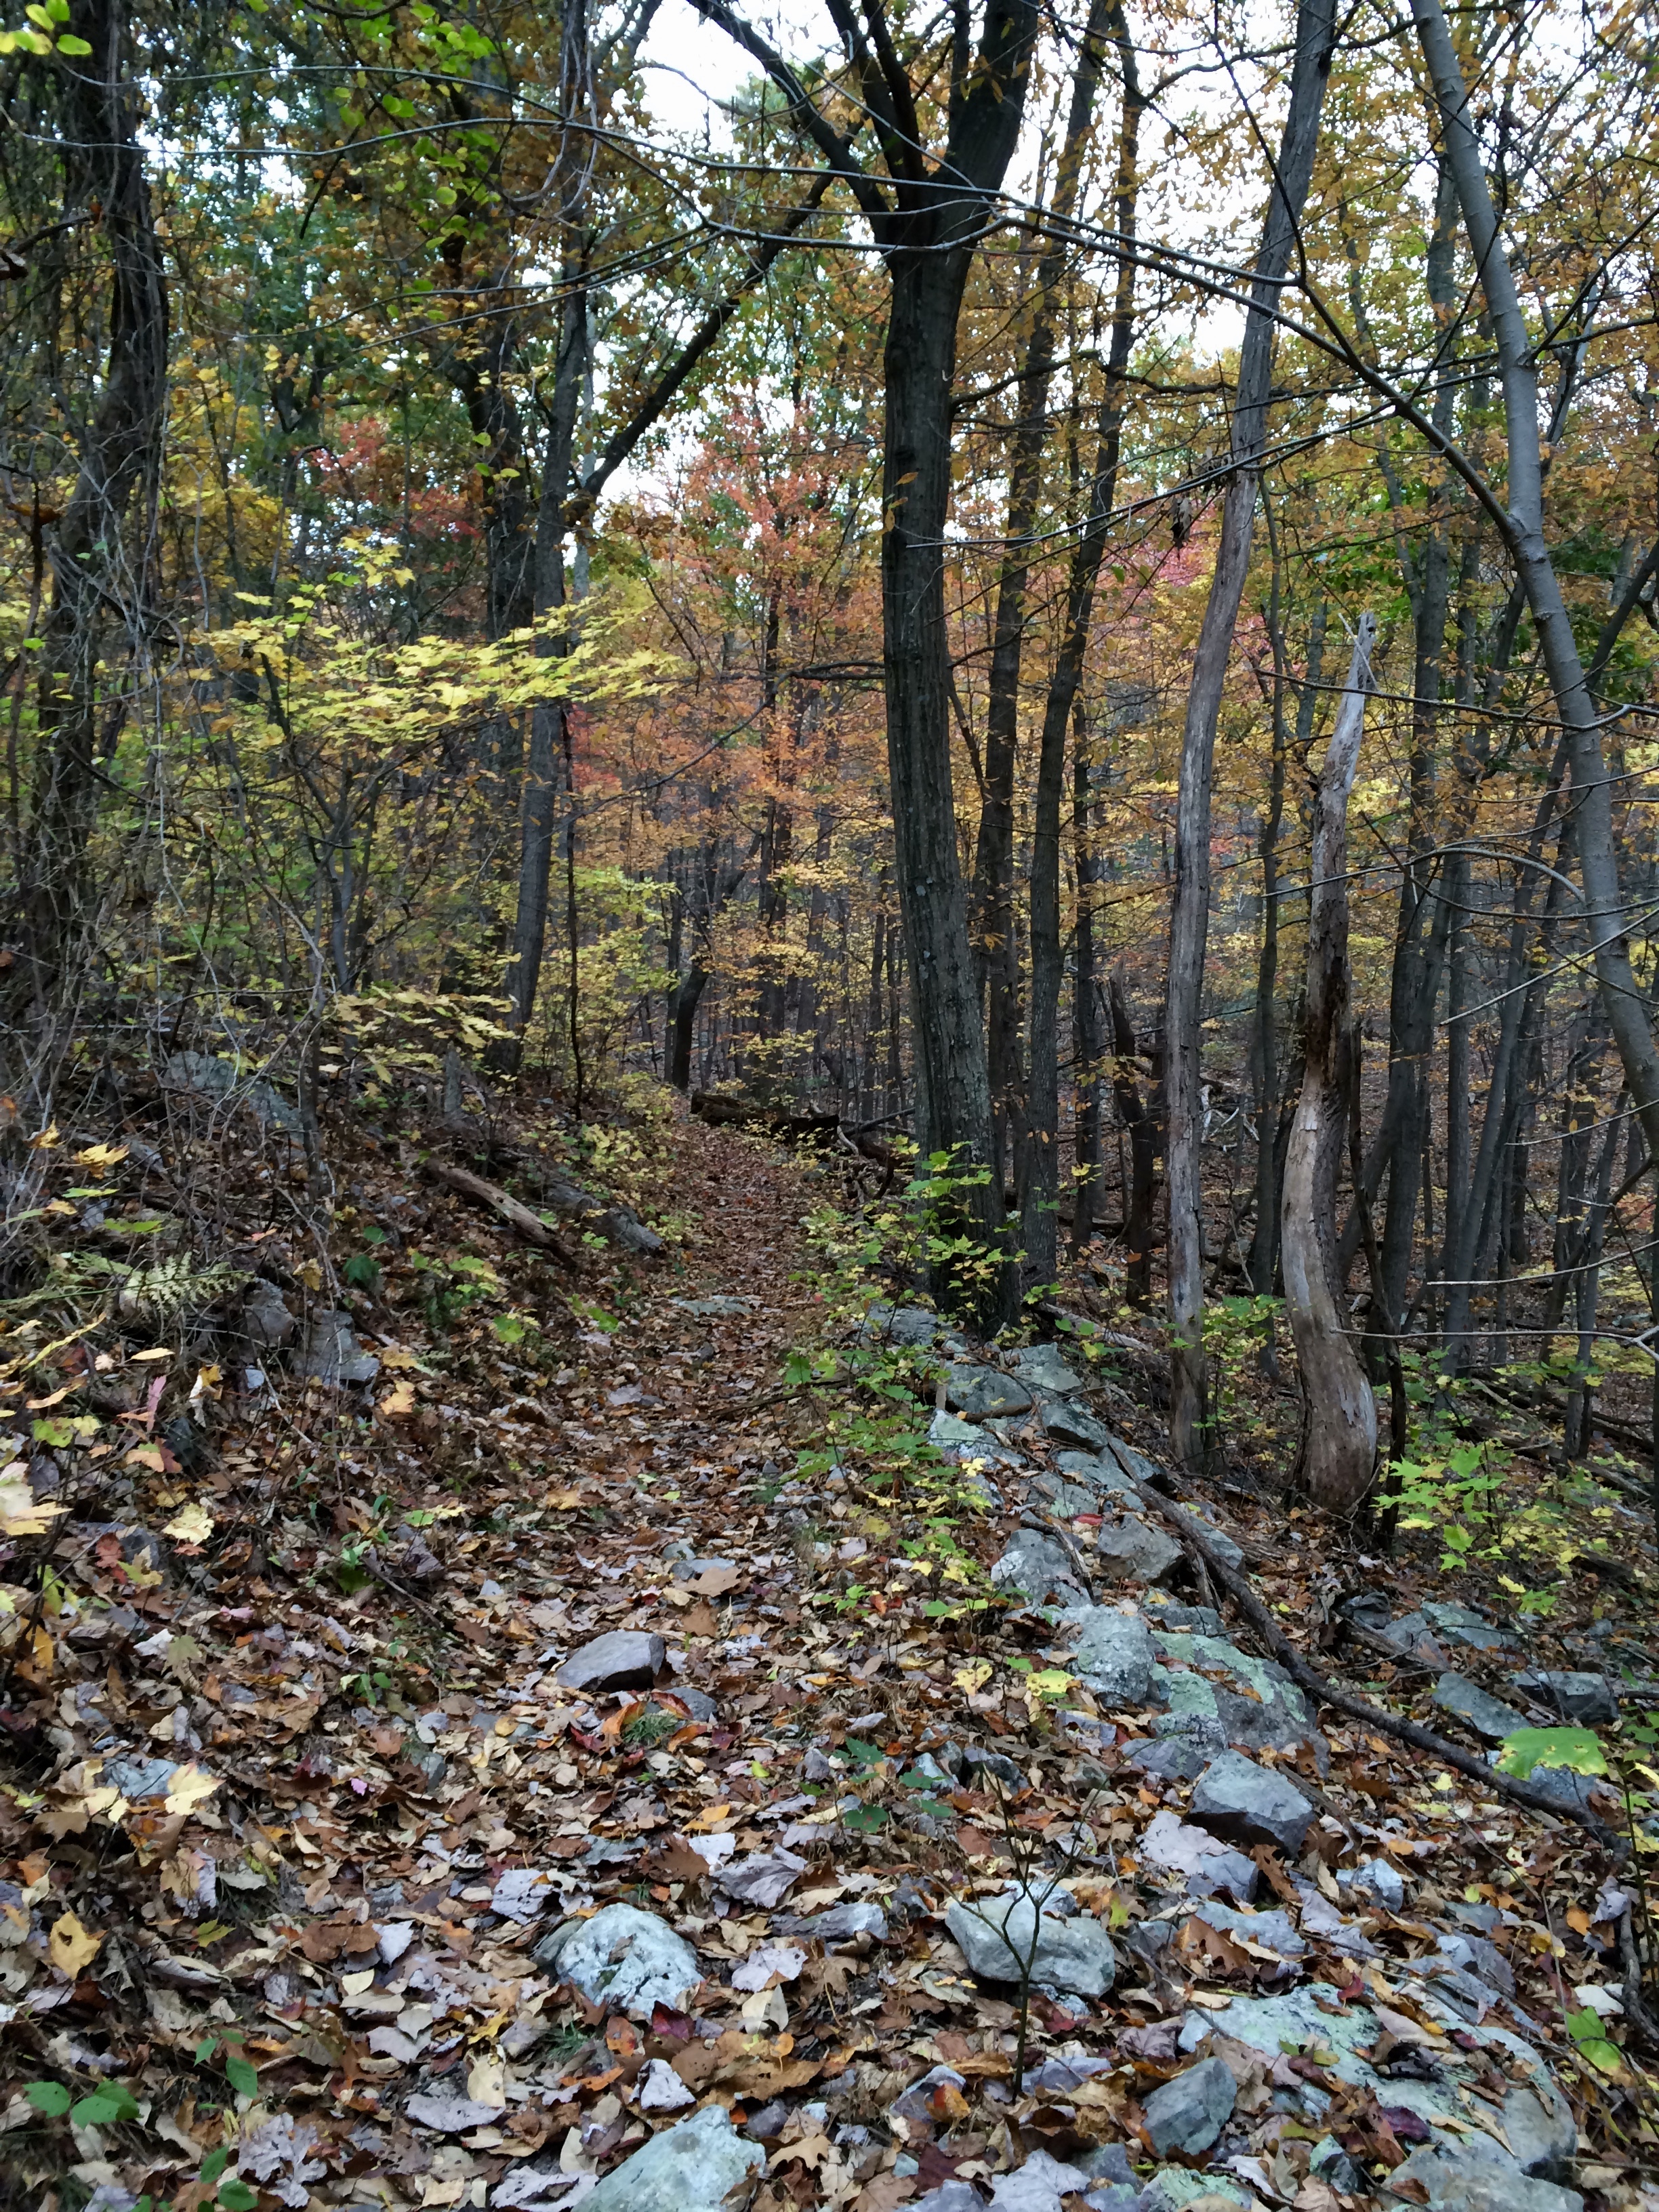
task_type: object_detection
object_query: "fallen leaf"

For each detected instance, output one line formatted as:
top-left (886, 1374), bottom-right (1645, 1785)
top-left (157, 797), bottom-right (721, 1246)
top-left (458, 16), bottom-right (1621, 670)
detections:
top-left (163, 1500), bottom-right (215, 1544)
top-left (49, 1910), bottom-right (102, 1978)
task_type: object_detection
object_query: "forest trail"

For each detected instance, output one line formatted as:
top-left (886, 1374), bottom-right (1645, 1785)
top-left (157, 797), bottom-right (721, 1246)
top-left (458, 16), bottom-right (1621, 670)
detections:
top-left (4, 1107), bottom-right (1652, 2211)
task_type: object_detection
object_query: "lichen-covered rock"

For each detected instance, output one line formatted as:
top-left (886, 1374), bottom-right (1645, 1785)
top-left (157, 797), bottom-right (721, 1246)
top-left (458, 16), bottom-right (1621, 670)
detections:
top-left (946, 1889), bottom-right (1118, 1997)
top-left (1010, 1344), bottom-right (1089, 1396)
top-left (1040, 1399), bottom-right (1116, 1453)
top-left (990, 1529), bottom-right (1089, 1612)
top-left (582, 2103), bottom-right (764, 2211)
top-left (1070, 1607), bottom-right (1158, 1704)
top-left (534, 1903), bottom-right (699, 2018)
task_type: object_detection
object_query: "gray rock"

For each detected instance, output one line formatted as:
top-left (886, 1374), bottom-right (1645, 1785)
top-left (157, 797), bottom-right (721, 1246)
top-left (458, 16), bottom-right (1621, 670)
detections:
top-left (671, 1555), bottom-right (739, 1581)
top-left (1376, 1610), bottom-right (1449, 1660)
top-left (1192, 1897), bottom-right (1305, 1959)
top-left (1095, 1513), bottom-right (1183, 1584)
top-left (1056, 1448), bottom-right (1142, 1498)
top-left (534, 1904), bottom-right (700, 2018)
top-left (1208, 1980), bottom-right (1576, 2180)
top-left (909, 2188), bottom-right (986, 2212)
top-left (582, 2103), bottom-right (764, 2212)
top-left (1190, 1750), bottom-right (1313, 1854)
top-left (1193, 1520), bottom-right (1243, 1572)
top-left (1041, 1399), bottom-right (1115, 1453)
top-left (1491, 1750), bottom-right (1602, 1813)
top-left (1150, 1624), bottom-right (1319, 1757)
top-left (1011, 1344), bottom-right (1090, 1397)
top-left (1422, 1600), bottom-right (1512, 1652)
top-left (293, 1310), bottom-right (380, 1385)
top-left (1149, 1603), bottom-right (1224, 1636)
top-left (1139, 1809), bottom-right (1258, 1903)
top-left (1105, 1435), bottom-right (1162, 1487)
top-left (1309, 2137), bottom-right (1366, 2193)
top-left (165, 1050), bottom-right (304, 1136)
top-left (961, 1744), bottom-right (1025, 1790)
top-left (946, 1891), bottom-right (1118, 1997)
top-left (242, 1282), bottom-right (296, 1349)
top-left (859, 1302), bottom-right (941, 1347)
top-left (1513, 1669), bottom-right (1618, 1724)
top-left (1341, 1857), bottom-right (1406, 1912)
top-left (1071, 1607), bottom-right (1158, 1704)
top-left (1433, 1671), bottom-right (1527, 1742)
top-left (1141, 2055), bottom-right (1236, 2157)
top-left (930, 1409), bottom-right (1023, 1471)
top-left (1138, 2169), bottom-right (1252, 2211)
top-left (554, 1631), bottom-right (665, 1692)
top-left (1389, 2139), bottom-right (1582, 2212)
top-left (991, 1530), bottom-right (1089, 1612)
top-left (1031, 1474), bottom-right (1101, 1519)
top-left (674, 1295), bottom-right (756, 1317)
top-left (946, 1364), bottom-right (1033, 1419)
top-left (1127, 1736), bottom-right (1210, 1783)
top-left (777, 1900), bottom-right (888, 1943)
top-left (1436, 1928), bottom-right (1515, 1993)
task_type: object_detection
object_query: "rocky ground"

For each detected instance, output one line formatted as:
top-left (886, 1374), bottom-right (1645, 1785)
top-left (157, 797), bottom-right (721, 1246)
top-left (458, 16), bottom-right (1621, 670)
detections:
top-left (1, 1103), bottom-right (1657, 2212)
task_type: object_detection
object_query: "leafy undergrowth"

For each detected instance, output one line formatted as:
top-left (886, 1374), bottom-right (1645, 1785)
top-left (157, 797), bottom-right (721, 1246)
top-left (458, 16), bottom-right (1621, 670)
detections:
top-left (1, 1099), bottom-right (1658, 2212)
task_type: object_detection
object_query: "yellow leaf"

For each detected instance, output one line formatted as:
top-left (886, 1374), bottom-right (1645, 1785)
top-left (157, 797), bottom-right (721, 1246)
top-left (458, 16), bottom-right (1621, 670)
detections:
top-left (26, 1122), bottom-right (60, 1151)
top-left (297, 1259), bottom-right (323, 1292)
top-left (546, 1489), bottom-right (586, 1510)
top-left (0, 1466), bottom-right (67, 1538)
top-left (380, 1346), bottom-right (422, 1370)
top-left (466, 2051), bottom-right (505, 2109)
top-left (953, 1658), bottom-right (994, 1696)
top-left (163, 1763), bottom-right (221, 1817)
top-left (49, 1910), bottom-right (102, 1978)
top-left (72, 1143), bottom-right (127, 1171)
top-left (379, 1377), bottom-right (417, 1419)
top-left (130, 1347), bottom-right (172, 1364)
top-left (163, 1501), bottom-right (214, 1544)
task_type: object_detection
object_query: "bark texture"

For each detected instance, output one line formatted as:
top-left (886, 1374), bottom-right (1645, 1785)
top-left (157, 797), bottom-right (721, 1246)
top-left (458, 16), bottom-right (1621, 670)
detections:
top-left (1282, 615), bottom-right (1380, 1512)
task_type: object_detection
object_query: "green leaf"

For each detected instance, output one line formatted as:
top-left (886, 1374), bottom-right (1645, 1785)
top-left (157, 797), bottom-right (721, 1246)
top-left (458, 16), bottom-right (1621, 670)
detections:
top-left (201, 2148), bottom-right (231, 2184)
top-left (1565, 2007), bottom-right (1623, 2074)
top-left (25, 2080), bottom-right (71, 2115)
top-left (56, 30), bottom-right (89, 49)
top-left (842, 1803), bottom-right (887, 1832)
top-left (223, 2053), bottom-right (258, 2097)
top-left (1497, 1725), bottom-right (1607, 1779)
top-left (72, 2083), bottom-right (139, 2126)
top-left (218, 2184), bottom-right (260, 2211)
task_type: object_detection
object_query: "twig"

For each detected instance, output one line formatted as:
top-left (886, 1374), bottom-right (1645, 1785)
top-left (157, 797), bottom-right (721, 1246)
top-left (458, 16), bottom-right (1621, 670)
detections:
top-left (1136, 1488), bottom-right (1624, 1855)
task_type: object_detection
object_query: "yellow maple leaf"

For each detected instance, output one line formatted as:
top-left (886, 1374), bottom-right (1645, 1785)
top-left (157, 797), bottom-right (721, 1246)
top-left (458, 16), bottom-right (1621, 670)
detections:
top-left (379, 1377), bottom-right (417, 1419)
top-left (49, 1910), bottom-right (102, 1978)
top-left (72, 1143), bottom-right (128, 1171)
top-left (163, 1501), bottom-right (214, 1544)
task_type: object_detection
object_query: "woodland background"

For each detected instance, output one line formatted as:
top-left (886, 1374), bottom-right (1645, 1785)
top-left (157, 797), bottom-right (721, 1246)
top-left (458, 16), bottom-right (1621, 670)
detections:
top-left (3, 0), bottom-right (1659, 1488)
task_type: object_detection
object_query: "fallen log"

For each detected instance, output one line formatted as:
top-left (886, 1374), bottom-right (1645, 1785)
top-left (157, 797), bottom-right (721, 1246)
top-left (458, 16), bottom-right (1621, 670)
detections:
top-left (691, 1092), bottom-right (842, 1144)
top-left (420, 1159), bottom-right (580, 1265)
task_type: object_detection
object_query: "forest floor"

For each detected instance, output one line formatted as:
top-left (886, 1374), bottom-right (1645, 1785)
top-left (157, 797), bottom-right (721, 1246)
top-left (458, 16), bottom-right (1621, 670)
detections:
top-left (3, 1094), bottom-right (1659, 2212)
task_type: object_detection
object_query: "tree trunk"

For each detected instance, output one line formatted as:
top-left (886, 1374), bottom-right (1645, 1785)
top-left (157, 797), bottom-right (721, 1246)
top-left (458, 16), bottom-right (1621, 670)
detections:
top-left (1021, 7), bottom-right (1143, 1290)
top-left (1109, 972), bottom-right (1160, 1307)
top-left (971, 0), bottom-right (1114, 1181)
top-left (1249, 594), bottom-right (1324, 1292)
top-left (24, 0), bottom-right (169, 1000)
top-left (1164, 0), bottom-right (1336, 1469)
top-left (1283, 615), bottom-right (1379, 1511)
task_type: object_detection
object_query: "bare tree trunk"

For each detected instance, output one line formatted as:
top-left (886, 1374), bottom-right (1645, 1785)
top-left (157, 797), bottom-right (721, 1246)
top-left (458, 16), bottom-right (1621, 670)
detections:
top-left (970, 0), bottom-right (1114, 1191)
top-left (1249, 593), bottom-right (1324, 1292)
top-left (1164, 0), bottom-right (1335, 1469)
top-left (1109, 972), bottom-right (1160, 1307)
top-left (1023, 9), bottom-right (1143, 1289)
top-left (1282, 615), bottom-right (1380, 1512)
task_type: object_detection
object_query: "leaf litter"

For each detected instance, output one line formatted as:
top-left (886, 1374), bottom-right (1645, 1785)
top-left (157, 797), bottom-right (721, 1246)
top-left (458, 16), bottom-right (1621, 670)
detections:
top-left (1, 1107), bottom-right (1658, 2212)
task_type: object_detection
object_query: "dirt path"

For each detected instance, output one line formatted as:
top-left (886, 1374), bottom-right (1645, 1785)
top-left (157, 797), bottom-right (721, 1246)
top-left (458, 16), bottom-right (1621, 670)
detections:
top-left (2, 1113), bottom-right (1647, 2212)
